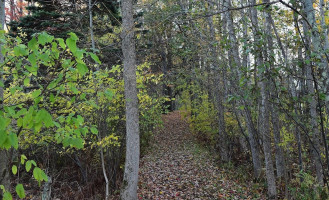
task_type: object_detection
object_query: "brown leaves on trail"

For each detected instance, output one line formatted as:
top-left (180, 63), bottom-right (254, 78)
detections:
top-left (138, 111), bottom-right (265, 200)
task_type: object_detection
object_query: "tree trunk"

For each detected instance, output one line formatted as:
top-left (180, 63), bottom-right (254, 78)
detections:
top-left (0, 0), bottom-right (10, 193)
top-left (271, 105), bottom-right (285, 178)
top-left (263, 0), bottom-right (286, 179)
top-left (223, 0), bottom-right (262, 176)
top-left (120, 0), bottom-right (140, 198)
top-left (207, 2), bottom-right (228, 162)
top-left (301, 0), bottom-right (324, 184)
top-left (306, 57), bottom-right (324, 185)
top-left (249, 0), bottom-right (276, 197)
top-left (244, 105), bottom-right (262, 177)
top-left (89, 0), bottom-right (96, 51)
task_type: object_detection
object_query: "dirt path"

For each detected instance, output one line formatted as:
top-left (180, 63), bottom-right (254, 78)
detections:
top-left (137, 111), bottom-right (265, 200)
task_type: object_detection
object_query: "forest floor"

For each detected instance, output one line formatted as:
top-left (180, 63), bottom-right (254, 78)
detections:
top-left (137, 111), bottom-right (266, 200)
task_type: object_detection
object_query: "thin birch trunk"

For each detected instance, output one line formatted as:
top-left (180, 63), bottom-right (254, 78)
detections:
top-left (249, 0), bottom-right (276, 197)
top-left (223, 0), bottom-right (262, 177)
top-left (301, 0), bottom-right (324, 185)
top-left (263, 0), bottom-right (286, 179)
top-left (207, 2), bottom-right (228, 162)
top-left (89, 0), bottom-right (96, 51)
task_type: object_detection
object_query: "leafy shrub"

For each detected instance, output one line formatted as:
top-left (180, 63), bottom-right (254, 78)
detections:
top-left (0, 32), bottom-right (163, 199)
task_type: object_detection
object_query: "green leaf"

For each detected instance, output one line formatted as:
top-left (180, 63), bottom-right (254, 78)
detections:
top-left (34, 121), bottom-right (43, 132)
top-left (33, 167), bottom-right (42, 185)
top-left (76, 63), bottom-right (88, 76)
top-left (105, 89), bottom-right (114, 100)
top-left (12, 165), bottom-right (17, 175)
top-left (32, 90), bottom-right (41, 98)
top-left (25, 161), bottom-right (31, 172)
top-left (38, 32), bottom-right (54, 45)
top-left (0, 130), bottom-right (8, 147)
top-left (81, 127), bottom-right (88, 136)
top-left (80, 93), bottom-right (86, 100)
top-left (76, 115), bottom-right (84, 125)
top-left (9, 133), bottom-right (18, 149)
top-left (28, 53), bottom-right (37, 67)
top-left (6, 106), bottom-right (15, 118)
top-left (3, 191), bottom-right (13, 200)
top-left (43, 110), bottom-right (53, 128)
top-left (35, 109), bottom-right (53, 128)
top-left (70, 85), bottom-right (79, 94)
top-left (75, 49), bottom-right (85, 60)
top-left (15, 184), bottom-right (26, 199)
top-left (16, 108), bottom-right (27, 117)
top-left (10, 87), bottom-right (16, 95)
top-left (41, 170), bottom-right (48, 182)
top-left (3, 137), bottom-right (12, 150)
top-left (17, 118), bottom-right (23, 127)
top-left (70, 138), bottom-right (84, 149)
top-left (89, 53), bottom-right (101, 64)
top-left (57, 38), bottom-right (66, 49)
top-left (0, 116), bottom-right (11, 131)
top-left (25, 65), bottom-right (38, 76)
top-left (23, 78), bottom-right (30, 86)
top-left (53, 121), bottom-right (60, 128)
top-left (66, 37), bottom-right (77, 53)
top-left (51, 41), bottom-right (58, 52)
top-left (21, 155), bottom-right (27, 165)
top-left (31, 160), bottom-right (37, 166)
top-left (28, 37), bottom-right (38, 51)
top-left (50, 93), bottom-right (55, 103)
top-left (90, 127), bottom-right (98, 135)
top-left (23, 107), bottom-right (34, 129)
top-left (68, 32), bottom-right (78, 41)
top-left (14, 44), bottom-right (28, 56)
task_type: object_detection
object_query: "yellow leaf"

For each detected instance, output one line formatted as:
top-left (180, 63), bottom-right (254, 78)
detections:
top-left (325, 16), bottom-right (329, 25)
top-left (313, 3), bottom-right (317, 8)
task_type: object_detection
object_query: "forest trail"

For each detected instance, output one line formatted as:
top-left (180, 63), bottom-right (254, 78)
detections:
top-left (137, 111), bottom-right (264, 200)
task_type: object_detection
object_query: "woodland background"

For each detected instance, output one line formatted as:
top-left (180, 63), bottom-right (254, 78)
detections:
top-left (0, 0), bottom-right (329, 199)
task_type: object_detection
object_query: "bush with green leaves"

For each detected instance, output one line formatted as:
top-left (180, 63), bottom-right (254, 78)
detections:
top-left (0, 31), bottom-right (164, 199)
top-left (0, 31), bottom-right (102, 199)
